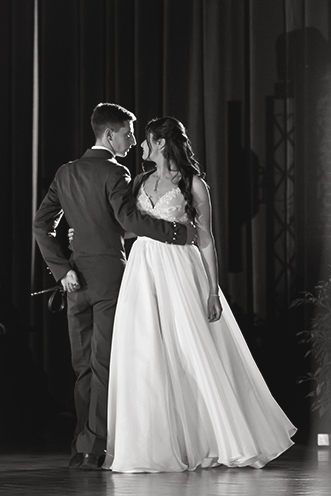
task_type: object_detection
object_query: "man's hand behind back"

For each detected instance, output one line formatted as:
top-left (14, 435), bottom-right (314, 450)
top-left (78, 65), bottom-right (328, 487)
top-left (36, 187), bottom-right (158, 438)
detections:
top-left (61, 269), bottom-right (81, 293)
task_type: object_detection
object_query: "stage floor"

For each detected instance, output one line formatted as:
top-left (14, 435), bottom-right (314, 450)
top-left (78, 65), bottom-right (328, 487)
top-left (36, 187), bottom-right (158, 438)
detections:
top-left (0, 444), bottom-right (330, 496)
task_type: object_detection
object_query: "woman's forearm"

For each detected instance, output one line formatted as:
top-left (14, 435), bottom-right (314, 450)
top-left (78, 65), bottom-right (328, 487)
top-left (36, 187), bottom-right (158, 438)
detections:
top-left (197, 233), bottom-right (219, 293)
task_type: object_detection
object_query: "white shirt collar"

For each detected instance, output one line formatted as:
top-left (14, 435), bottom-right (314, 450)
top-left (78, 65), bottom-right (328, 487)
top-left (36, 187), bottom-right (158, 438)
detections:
top-left (91, 146), bottom-right (113, 155)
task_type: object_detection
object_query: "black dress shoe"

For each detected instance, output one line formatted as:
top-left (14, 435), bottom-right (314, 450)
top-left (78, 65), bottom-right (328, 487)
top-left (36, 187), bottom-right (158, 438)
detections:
top-left (79, 453), bottom-right (99, 471)
top-left (68, 453), bottom-right (84, 469)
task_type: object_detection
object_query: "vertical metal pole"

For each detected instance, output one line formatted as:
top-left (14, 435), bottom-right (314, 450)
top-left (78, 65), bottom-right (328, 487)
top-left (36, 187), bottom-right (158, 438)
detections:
top-left (31, 0), bottom-right (38, 294)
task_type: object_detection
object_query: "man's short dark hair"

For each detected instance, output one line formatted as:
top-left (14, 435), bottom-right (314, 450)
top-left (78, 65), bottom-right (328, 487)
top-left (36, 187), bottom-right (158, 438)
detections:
top-left (91, 103), bottom-right (136, 139)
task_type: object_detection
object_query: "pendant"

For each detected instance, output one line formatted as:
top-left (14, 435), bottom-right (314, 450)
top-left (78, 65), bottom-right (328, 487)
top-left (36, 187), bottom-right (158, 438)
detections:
top-left (154, 177), bottom-right (161, 192)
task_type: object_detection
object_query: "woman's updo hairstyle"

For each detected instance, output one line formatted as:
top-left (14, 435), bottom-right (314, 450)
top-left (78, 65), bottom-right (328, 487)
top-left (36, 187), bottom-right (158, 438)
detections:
top-left (145, 116), bottom-right (205, 221)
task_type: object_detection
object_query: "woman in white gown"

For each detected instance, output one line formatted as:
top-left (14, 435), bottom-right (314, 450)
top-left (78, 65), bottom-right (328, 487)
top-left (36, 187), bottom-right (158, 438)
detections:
top-left (102, 116), bottom-right (297, 473)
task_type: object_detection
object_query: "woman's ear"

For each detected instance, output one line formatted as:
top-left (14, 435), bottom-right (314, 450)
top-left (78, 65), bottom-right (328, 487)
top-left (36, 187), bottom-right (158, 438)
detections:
top-left (158, 138), bottom-right (166, 149)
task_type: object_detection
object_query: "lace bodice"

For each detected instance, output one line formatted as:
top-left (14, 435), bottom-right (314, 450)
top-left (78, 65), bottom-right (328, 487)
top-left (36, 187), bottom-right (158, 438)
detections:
top-left (136, 185), bottom-right (189, 224)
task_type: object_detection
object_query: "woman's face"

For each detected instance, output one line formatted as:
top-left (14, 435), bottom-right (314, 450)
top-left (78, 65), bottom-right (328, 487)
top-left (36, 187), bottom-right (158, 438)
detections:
top-left (141, 133), bottom-right (159, 161)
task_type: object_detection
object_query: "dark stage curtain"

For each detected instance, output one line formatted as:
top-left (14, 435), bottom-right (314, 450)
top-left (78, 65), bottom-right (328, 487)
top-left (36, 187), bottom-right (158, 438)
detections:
top-left (1, 0), bottom-right (330, 443)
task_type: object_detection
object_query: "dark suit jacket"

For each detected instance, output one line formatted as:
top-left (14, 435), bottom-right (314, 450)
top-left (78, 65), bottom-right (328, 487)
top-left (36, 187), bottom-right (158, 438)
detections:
top-left (33, 149), bottom-right (187, 282)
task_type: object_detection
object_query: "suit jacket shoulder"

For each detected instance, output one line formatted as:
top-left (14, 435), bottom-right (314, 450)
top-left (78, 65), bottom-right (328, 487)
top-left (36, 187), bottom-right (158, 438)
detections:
top-left (56, 150), bottom-right (131, 180)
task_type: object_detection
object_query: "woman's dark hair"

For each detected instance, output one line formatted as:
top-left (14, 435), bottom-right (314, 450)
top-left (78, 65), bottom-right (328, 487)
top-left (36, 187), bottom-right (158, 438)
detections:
top-left (145, 116), bottom-right (205, 221)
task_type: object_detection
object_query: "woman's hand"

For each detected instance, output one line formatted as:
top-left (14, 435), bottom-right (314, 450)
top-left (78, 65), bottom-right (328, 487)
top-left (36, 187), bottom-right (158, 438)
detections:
top-left (207, 294), bottom-right (222, 322)
top-left (68, 227), bottom-right (74, 243)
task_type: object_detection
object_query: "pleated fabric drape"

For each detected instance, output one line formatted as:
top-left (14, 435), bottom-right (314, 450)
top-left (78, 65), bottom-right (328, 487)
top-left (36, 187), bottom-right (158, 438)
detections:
top-left (0, 0), bottom-right (34, 334)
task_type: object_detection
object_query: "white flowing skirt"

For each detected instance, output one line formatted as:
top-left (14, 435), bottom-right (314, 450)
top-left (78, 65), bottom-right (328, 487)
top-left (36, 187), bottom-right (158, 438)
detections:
top-left (103, 237), bottom-right (296, 473)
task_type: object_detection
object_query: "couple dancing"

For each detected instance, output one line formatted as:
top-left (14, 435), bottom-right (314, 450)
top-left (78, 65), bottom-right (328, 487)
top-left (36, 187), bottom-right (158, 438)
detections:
top-left (33, 103), bottom-right (296, 473)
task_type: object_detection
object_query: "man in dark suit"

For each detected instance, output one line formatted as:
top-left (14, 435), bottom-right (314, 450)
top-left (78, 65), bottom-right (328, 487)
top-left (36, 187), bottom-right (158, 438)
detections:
top-left (33, 103), bottom-right (195, 470)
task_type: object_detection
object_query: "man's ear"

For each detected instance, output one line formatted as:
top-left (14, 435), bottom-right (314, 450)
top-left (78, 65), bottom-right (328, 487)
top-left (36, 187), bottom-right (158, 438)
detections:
top-left (106, 128), bottom-right (114, 141)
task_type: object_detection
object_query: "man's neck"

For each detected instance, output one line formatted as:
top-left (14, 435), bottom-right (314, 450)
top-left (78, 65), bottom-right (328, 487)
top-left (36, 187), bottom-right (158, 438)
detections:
top-left (91, 145), bottom-right (114, 156)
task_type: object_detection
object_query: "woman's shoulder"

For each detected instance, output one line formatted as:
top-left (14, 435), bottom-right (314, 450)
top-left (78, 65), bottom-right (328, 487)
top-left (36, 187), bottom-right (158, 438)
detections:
top-left (191, 175), bottom-right (211, 206)
top-left (192, 174), bottom-right (209, 191)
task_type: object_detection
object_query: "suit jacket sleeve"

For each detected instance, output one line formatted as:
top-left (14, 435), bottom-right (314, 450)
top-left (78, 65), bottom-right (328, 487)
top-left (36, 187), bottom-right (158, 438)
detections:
top-left (33, 172), bottom-right (72, 282)
top-left (109, 170), bottom-right (188, 245)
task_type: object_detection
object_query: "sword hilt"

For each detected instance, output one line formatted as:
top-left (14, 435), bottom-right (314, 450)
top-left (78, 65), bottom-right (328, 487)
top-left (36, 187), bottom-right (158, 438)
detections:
top-left (31, 285), bottom-right (63, 296)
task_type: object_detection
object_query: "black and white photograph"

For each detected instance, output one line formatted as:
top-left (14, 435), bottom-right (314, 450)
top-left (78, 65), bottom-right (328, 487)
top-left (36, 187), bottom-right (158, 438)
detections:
top-left (0, 0), bottom-right (331, 495)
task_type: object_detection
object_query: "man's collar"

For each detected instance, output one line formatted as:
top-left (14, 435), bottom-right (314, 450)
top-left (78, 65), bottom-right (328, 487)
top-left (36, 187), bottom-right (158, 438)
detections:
top-left (91, 145), bottom-right (113, 156)
top-left (82, 148), bottom-right (117, 161)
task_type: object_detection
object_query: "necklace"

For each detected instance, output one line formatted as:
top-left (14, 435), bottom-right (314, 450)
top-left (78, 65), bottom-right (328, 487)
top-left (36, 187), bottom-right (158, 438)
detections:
top-left (154, 176), bottom-right (161, 192)
top-left (153, 169), bottom-right (180, 192)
